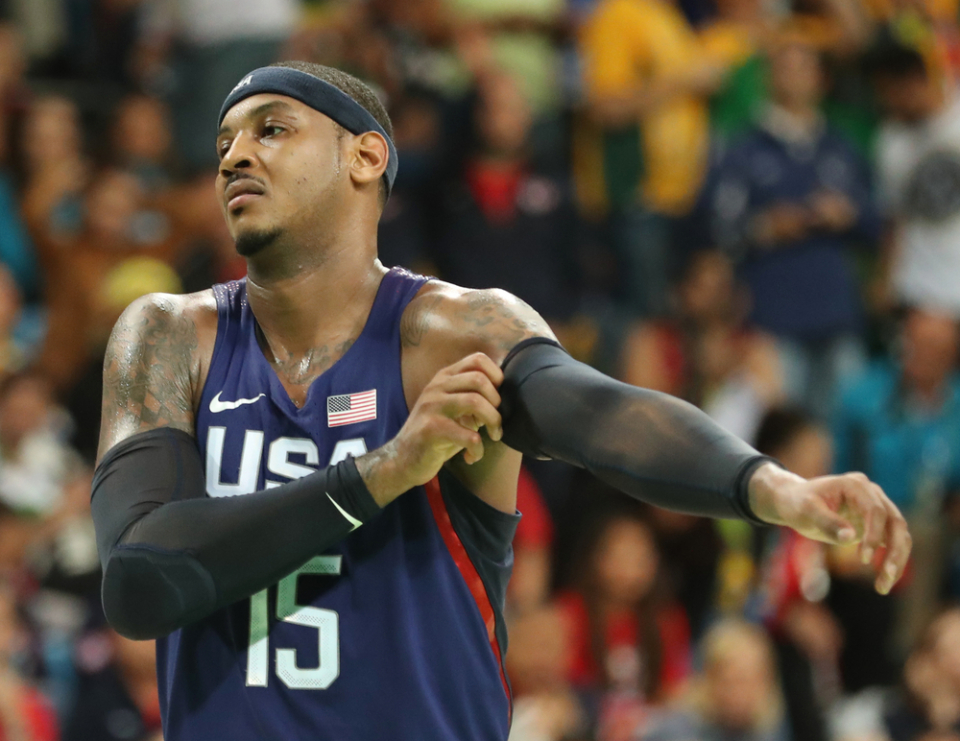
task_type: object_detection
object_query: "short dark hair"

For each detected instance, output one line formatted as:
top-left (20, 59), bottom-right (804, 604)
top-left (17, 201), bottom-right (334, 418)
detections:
top-left (269, 61), bottom-right (393, 207)
top-left (864, 35), bottom-right (928, 81)
top-left (754, 406), bottom-right (815, 458)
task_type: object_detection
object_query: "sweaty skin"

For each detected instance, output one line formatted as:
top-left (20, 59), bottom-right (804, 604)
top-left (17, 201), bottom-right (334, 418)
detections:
top-left (98, 89), bottom-right (911, 597)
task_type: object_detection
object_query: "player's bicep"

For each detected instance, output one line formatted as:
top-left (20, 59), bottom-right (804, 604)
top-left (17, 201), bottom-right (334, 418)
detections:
top-left (97, 294), bottom-right (199, 463)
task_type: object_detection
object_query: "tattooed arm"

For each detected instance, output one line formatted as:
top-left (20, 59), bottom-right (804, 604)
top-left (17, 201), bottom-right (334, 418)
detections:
top-left (97, 292), bottom-right (214, 463)
top-left (91, 293), bottom-right (388, 638)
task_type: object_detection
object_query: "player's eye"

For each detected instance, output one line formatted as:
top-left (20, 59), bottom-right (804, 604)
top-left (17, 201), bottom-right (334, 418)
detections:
top-left (262, 124), bottom-right (285, 139)
top-left (217, 139), bottom-right (233, 159)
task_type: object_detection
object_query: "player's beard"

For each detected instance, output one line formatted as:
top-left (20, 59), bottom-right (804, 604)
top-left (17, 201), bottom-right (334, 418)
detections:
top-left (234, 227), bottom-right (283, 257)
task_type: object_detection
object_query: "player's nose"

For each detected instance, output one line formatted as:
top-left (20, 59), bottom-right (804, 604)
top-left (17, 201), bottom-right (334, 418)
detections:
top-left (219, 133), bottom-right (259, 177)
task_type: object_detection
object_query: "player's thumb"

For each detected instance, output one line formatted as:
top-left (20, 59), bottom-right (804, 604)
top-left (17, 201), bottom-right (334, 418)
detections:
top-left (805, 499), bottom-right (858, 545)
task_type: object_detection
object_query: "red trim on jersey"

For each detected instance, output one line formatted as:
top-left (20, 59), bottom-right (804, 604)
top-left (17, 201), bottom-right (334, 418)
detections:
top-left (424, 477), bottom-right (511, 717)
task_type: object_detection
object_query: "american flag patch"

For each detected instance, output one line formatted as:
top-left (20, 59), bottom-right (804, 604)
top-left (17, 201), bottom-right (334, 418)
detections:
top-left (327, 389), bottom-right (377, 427)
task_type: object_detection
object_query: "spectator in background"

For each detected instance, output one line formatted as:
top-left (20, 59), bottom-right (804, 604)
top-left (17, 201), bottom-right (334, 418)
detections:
top-left (707, 35), bottom-right (879, 418)
top-left (0, 83), bottom-right (37, 307)
top-left (138, 0), bottom-right (302, 170)
top-left (26, 463), bottom-right (99, 601)
top-left (0, 462), bottom-right (91, 580)
top-left (0, 581), bottom-right (58, 741)
top-left (644, 620), bottom-right (788, 741)
top-left (0, 77), bottom-right (34, 314)
top-left (884, 607), bottom-right (960, 741)
top-left (36, 168), bottom-right (182, 396)
top-left (0, 23), bottom-right (27, 113)
top-left (699, 0), bottom-right (774, 143)
top-left (555, 506), bottom-right (691, 740)
top-left (377, 92), bottom-right (444, 274)
top-left (64, 630), bottom-right (161, 741)
top-left (0, 373), bottom-right (73, 517)
top-left (110, 95), bottom-right (174, 194)
top-left (508, 468), bottom-right (556, 617)
top-left (833, 308), bottom-right (960, 525)
top-left (19, 96), bottom-right (87, 272)
top-left (699, 0), bottom-right (870, 144)
top-left (646, 508), bottom-right (723, 642)
top-left (865, 1), bottom-right (960, 89)
top-left (0, 262), bottom-right (27, 379)
top-left (444, 0), bottom-right (568, 164)
top-left (434, 71), bottom-right (589, 347)
top-left (576, 0), bottom-right (724, 316)
top-left (0, 459), bottom-right (98, 724)
top-left (0, 23), bottom-right (30, 171)
top-left (833, 308), bottom-right (960, 654)
top-left (506, 606), bottom-right (588, 741)
top-left (619, 249), bottom-right (782, 443)
top-left (871, 40), bottom-right (960, 319)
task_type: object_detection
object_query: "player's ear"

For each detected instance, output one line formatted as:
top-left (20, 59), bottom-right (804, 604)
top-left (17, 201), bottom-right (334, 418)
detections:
top-left (349, 131), bottom-right (389, 189)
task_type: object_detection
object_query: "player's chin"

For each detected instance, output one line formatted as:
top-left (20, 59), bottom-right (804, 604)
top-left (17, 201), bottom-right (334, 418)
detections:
top-left (234, 225), bottom-right (283, 257)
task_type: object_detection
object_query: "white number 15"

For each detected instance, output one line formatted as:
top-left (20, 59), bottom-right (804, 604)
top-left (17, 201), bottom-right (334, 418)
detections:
top-left (245, 437), bottom-right (367, 690)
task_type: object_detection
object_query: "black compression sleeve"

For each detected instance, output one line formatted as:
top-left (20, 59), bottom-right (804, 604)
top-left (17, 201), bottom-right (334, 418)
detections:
top-left (91, 427), bottom-right (380, 640)
top-left (499, 339), bottom-right (774, 524)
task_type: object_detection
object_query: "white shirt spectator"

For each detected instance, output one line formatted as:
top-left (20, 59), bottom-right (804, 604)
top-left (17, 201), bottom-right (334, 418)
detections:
top-left (0, 428), bottom-right (71, 514)
top-left (145, 0), bottom-right (301, 46)
top-left (878, 93), bottom-right (960, 316)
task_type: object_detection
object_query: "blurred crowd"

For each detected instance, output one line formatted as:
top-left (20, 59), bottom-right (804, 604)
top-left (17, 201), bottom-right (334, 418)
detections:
top-left (0, 0), bottom-right (959, 739)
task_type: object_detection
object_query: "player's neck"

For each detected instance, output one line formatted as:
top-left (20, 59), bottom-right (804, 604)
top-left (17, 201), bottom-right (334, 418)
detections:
top-left (245, 248), bottom-right (387, 358)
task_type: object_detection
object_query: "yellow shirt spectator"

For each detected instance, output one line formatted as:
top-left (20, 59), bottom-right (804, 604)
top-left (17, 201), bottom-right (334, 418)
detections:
top-left (577, 0), bottom-right (714, 216)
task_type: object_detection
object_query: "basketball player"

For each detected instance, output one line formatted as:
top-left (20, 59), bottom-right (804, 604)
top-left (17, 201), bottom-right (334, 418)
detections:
top-left (91, 63), bottom-right (910, 741)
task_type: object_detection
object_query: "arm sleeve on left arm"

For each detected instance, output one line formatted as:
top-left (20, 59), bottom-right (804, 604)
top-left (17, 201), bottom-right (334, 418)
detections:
top-left (91, 427), bottom-right (380, 639)
top-left (499, 339), bottom-right (773, 524)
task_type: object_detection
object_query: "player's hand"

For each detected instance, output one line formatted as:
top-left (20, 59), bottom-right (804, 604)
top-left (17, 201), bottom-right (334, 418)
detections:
top-left (358, 353), bottom-right (503, 503)
top-left (748, 463), bottom-right (911, 595)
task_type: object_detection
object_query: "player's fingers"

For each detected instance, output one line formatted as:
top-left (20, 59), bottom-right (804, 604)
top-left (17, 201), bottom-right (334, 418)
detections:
top-left (441, 371), bottom-right (502, 411)
top-left (803, 496), bottom-right (857, 545)
top-left (876, 500), bottom-right (911, 595)
top-left (851, 481), bottom-right (888, 566)
top-left (433, 417), bottom-right (485, 465)
top-left (442, 393), bottom-right (502, 442)
top-left (446, 352), bottom-right (504, 387)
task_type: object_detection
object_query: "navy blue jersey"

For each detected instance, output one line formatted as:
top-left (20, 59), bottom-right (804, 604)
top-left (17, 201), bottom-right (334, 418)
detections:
top-left (157, 267), bottom-right (519, 740)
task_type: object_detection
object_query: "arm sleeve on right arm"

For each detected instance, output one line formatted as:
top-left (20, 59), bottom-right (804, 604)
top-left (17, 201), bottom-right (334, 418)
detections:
top-left (91, 427), bottom-right (380, 640)
top-left (499, 339), bottom-right (774, 524)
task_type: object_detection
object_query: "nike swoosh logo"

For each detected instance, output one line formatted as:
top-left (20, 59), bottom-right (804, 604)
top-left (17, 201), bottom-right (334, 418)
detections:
top-left (327, 493), bottom-right (362, 531)
top-left (209, 391), bottom-right (266, 413)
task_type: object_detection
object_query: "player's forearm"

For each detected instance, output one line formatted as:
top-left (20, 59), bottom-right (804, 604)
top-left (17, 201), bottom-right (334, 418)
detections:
top-left (92, 428), bottom-right (380, 640)
top-left (500, 340), bottom-right (774, 523)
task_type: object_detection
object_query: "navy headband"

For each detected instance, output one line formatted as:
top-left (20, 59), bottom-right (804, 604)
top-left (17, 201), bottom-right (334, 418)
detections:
top-left (218, 67), bottom-right (398, 193)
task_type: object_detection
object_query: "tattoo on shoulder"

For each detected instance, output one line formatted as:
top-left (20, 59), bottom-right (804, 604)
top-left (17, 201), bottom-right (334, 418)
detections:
top-left (400, 287), bottom-right (554, 356)
top-left (459, 290), bottom-right (551, 353)
top-left (99, 297), bottom-right (199, 456)
top-left (400, 293), bottom-right (444, 348)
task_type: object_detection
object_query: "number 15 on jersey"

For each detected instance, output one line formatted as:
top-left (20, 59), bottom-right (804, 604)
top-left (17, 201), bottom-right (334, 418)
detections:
top-left (246, 438), bottom-right (367, 690)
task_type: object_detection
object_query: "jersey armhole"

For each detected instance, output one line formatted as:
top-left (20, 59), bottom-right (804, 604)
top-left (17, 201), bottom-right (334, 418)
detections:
top-left (197, 283), bottom-right (234, 413)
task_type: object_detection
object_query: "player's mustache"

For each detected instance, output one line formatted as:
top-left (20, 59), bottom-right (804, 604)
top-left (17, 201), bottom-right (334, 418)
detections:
top-left (224, 173), bottom-right (266, 193)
